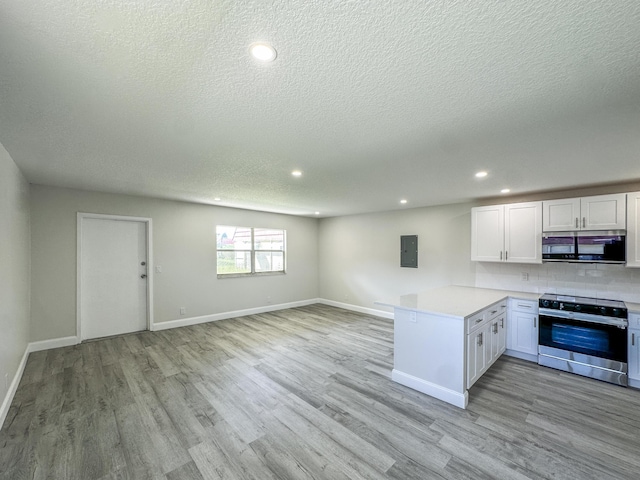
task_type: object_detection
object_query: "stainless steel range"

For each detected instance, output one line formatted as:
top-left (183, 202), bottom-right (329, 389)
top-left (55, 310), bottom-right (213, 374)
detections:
top-left (538, 294), bottom-right (628, 386)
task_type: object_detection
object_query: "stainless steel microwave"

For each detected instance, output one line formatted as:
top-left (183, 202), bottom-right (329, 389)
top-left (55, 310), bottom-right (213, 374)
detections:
top-left (542, 230), bottom-right (626, 264)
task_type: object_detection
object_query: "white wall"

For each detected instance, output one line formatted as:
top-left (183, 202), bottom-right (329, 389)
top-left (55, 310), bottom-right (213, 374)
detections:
top-left (30, 185), bottom-right (319, 341)
top-left (318, 203), bottom-right (476, 314)
top-left (0, 143), bottom-right (30, 416)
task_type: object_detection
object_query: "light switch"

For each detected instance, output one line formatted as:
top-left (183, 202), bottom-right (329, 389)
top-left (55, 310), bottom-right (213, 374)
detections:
top-left (409, 311), bottom-right (417, 323)
top-left (156, 265), bottom-right (162, 273)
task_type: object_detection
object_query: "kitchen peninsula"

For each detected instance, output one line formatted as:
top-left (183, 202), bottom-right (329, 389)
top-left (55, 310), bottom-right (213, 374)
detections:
top-left (376, 285), bottom-right (539, 408)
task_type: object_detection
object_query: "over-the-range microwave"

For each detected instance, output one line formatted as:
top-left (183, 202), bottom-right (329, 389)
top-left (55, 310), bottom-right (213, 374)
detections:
top-left (542, 230), bottom-right (626, 264)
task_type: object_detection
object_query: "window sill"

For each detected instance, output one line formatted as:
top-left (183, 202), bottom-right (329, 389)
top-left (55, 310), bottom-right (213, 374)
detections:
top-left (217, 271), bottom-right (286, 279)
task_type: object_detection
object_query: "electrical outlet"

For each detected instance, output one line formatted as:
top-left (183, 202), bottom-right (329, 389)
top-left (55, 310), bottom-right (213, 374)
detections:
top-left (521, 272), bottom-right (529, 281)
top-left (156, 265), bottom-right (162, 273)
top-left (180, 307), bottom-right (186, 315)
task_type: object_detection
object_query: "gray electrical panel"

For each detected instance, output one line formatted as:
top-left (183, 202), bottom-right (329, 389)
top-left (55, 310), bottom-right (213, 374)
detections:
top-left (400, 235), bottom-right (418, 268)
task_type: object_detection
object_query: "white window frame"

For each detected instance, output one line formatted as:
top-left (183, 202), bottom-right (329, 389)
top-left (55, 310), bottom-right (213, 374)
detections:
top-left (216, 226), bottom-right (286, 278)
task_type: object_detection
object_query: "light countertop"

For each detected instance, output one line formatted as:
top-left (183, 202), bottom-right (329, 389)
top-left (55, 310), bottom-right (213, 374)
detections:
top-left (375, 285), bottom-right (540, 319)
top-left (627, 302), bottom-right (640, 314)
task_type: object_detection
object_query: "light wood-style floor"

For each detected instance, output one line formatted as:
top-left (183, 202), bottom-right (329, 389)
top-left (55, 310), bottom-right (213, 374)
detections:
top-left (2, 304), bottom-right (640, 479)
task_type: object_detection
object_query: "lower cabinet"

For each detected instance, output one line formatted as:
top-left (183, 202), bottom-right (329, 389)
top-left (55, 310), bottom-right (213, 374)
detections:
top-left (506, 298), bottom-right (539, 360)
top-left (493, 312), bottom-right (507, 361)
top-left (467, 322), bottom-right (491, 387)
top-left (467, 302), bottom-right (507, 388)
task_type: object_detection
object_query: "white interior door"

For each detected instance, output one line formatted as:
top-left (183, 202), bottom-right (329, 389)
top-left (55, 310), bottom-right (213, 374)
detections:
top-left (80, 217), bottom-right (148, 340)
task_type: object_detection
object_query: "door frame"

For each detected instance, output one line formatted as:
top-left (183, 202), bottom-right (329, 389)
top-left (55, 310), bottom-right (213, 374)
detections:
top-left (76, 212), bottom-right (154, 341)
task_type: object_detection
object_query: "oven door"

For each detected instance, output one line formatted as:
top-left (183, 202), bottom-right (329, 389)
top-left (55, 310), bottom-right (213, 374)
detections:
top-left (538, 309), bottom-right (628, 385)
top-left (539, 311), bottom-right (627, 362)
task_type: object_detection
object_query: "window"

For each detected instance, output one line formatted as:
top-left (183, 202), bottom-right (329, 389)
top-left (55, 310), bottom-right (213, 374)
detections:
top-left (216, 226), bottom-right (286, 276)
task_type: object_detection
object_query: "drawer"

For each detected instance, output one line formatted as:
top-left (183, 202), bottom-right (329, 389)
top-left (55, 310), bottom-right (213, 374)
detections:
top-left (509, 298), bottom-right (537, 313)
top-left (467, 301), bottom-right (506, 334)
top-left (467, 310), bottom-right (488, 334)
top-left (629, 313), bottom-right (640, 329)
top-left (486, 302), bottom-right (507, 320)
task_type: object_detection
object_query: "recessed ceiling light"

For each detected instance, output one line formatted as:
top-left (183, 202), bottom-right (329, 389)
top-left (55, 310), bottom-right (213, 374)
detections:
top-left (291, 170), bottom-right (302, 177)
top-left (400, 199), bottom-right (408, 204)
top-left (314, 211), bottom-right (320, 215)
top-left (500, 188), bottom-right (511, 194)
top-left (475, 171), bottom-right (488, 178)
top-left (250, 43), bottom-right (277, 62)
top-left (214, 197), bottom-right (221, 201)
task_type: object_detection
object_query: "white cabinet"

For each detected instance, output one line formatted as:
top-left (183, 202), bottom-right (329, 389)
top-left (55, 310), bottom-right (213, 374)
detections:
top-left (542, 194), bottom-right (626, 232)
top-left (471, 202), bottom-right (542, 264)
top-left (467, 323), bottom-right (490, 388)
top-left (492, 311), bottom-right (507, 361)
top-left (627, 192), bottom-right (640, 268)
top-left (629, 313), bottom-right (640, 388)
top-left (466, 301), bottom-right (507, 388)
top-left (471, 205), bottom-right (503, 262)
top-left (506, 298), bottom-right (539, 361)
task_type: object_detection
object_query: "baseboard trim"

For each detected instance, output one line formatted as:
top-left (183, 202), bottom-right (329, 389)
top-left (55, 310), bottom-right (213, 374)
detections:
top-left (152, 298), bottom-right (322, 331)
top-left (317, 299), bottom-right (393, 319)
top-left (0, 346), bottom-right (29, 430)
top-left (28, 336), bottom-right (80, 353)
top-left (392, 369), bottom-right (468, 409)
top-left (1, 336), bottom-right (80, 429)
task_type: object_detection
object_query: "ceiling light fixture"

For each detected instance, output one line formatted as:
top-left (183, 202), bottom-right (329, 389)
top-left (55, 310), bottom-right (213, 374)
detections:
top-left (291, 170), bottom-right (302, 177)
top-left (500, 189), bottom-right (511, 194)
top-left (400, 199), bottom-right (408, 204)
top-left (475, 171), bottom-right (488, 178)
top-left (249, 43), bottom-right (277, 62)
top-left (315, 211), bottom-right (320, 215)
top-left (214, 197), bottom-right (221, 201)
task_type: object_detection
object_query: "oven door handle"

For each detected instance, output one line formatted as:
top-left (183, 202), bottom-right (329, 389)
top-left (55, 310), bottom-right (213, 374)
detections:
top-left (539, 308), bottom-right (628, 328)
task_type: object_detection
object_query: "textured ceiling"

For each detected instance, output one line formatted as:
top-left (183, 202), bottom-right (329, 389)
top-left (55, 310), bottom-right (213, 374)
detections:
top-left (1, 1), bottom-right (640, 217)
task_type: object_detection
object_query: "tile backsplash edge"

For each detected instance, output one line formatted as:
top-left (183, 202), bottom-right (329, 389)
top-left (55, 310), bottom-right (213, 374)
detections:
top-left (474, 262), bottom-right (640, 303)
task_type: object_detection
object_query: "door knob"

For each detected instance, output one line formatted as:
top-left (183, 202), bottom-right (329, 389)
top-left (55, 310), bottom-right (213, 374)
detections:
top-left (140, 274), bottom-right (147, 278)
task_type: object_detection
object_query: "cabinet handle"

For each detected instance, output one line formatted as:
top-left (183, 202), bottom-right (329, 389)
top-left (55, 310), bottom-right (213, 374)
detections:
top-left (575, 217), bottom-right (579, 228)
top-left (475, 318), bottom-right (483, 324)
top-left (534, 317), bottom-right (537, 328)
top-left (500, 318), bottom-right (504, 328)
top-left (490, 310), bottom-right (497, 314)
top-left (500, 251), bottom-right (503, 260)
top-left (582, 217), bottom-right (586, 228)
top-left (633, 333), bottom-right (635, 346)
top-left (478, 333), bottom-right (483, 347)
top-left (518, 303), bottom-right (531, 309)
top-left (493, 322), bottom-right (498, 334)
top-left (505, 251), bottom-right (508, 261)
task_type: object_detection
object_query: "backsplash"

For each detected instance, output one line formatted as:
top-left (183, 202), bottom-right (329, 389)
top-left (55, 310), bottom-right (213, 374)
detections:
top-left (475, 262), bottom-right (640, 304)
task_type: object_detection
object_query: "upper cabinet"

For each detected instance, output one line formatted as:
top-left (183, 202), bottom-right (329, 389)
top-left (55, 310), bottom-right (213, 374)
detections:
top-left (628, 192), bottom-right (640, 268)
top-left (542, 194), bottom-right (626, 232)
top-left (471, 202), bottom-right (542, 264)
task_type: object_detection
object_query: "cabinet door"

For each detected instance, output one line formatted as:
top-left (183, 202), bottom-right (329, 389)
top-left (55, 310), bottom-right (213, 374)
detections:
top-left (467, 325), bottom-right (488, 388)
top-left (504, 202), bottom-right (542, 264)
top-left (509, 311), bottom-right (538, 356)
top-left (489, 320), bottom-right (502, 364)
top-left (629, 329), bottom-right (640, 382)
top-left (497, 314), bottom-right (507, 357)
top-left (542, 198), bottom-right (580, 231)
top-left (627, 192), bottom-right (640, 268)
top-left (471, 206), bottom-right (504, 262)
top-left (581, 194), bottom-right (626, 230)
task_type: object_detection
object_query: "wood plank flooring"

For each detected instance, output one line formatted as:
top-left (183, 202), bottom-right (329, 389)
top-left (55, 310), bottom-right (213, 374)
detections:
top-left (2, 304), bottom-right (640, 479)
